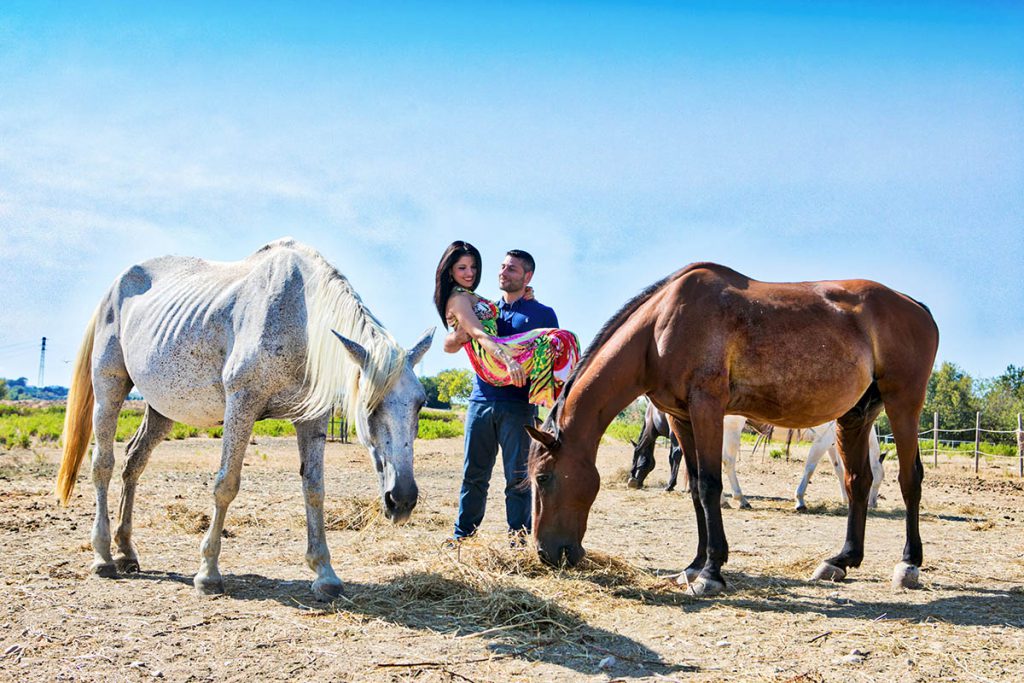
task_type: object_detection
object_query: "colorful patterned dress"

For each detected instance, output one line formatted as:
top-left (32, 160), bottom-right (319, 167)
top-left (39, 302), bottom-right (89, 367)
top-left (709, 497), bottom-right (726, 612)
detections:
top-left (450, 288), bottom-right (580, 408)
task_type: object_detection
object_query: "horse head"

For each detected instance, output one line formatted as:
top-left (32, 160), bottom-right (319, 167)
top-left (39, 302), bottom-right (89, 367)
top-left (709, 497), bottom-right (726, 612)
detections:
top-left (628, 436), bottom-right (656, 488)
top-left (525, 424), bottom-right (599, 568)
top-left (333, 327), bottom-right (434, 524)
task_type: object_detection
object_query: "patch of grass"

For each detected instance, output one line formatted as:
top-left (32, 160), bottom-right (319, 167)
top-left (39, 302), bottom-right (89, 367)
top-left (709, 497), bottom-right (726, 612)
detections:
top-left (323, 496), bottom-right (381, 531)
top-left (603, 419), bottom-right (641, 443)
top-left (418, 417), bottom-right (463, 439)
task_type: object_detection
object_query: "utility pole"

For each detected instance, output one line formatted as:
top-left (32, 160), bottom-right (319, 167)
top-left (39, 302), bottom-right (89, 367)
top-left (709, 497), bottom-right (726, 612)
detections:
top-left (38, 337), bottom-right (46, 387)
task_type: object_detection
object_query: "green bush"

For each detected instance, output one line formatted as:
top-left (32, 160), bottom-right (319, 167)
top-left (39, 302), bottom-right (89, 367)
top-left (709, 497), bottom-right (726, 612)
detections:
top-left (418, 417), bottom-right (463, 439)
top-left (603, 419), bottom-right (641, 443)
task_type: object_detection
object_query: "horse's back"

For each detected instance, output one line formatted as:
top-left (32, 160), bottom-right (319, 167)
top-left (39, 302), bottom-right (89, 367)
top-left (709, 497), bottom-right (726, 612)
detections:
top-left (650, 264), bottom-right (936, 426)
top-left (95, 242), bottom-right (317, 425)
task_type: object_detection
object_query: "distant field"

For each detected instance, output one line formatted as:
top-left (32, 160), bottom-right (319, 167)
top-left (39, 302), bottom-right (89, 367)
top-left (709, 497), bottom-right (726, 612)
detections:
top-left (0, 403), bottom-right (466, 448)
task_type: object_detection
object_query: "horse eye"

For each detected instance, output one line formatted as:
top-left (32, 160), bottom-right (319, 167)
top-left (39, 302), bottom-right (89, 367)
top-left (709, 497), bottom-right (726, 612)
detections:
top-left (535, 473), bottom-right (553, 486)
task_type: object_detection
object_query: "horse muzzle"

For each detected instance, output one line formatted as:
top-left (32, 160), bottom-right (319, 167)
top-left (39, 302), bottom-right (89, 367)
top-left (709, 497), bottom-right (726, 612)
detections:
top-left (382, 481), bottom-right (418, 524)
top-left (536, 539), bottom-right (586, 568)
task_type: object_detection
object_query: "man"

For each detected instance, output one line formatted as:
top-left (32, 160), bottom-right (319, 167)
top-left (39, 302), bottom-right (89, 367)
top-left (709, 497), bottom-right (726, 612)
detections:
top-left (444, 249), bottom-right (558, 541)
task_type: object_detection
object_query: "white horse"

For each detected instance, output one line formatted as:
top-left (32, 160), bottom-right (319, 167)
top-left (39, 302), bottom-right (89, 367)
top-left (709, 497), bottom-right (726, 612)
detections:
top-left (56, 238), bottom-right (433, 601)
top-left (792, 422), bottom-right (884, 511)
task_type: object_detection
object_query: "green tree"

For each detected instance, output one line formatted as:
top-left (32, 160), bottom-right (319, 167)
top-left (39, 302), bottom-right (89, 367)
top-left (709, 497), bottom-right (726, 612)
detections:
top-left (418, 375), bottom-right (450, 409)
top-left (436, 368), bottom-right (473, 404)
top-left (0, 379), bottom-right (7, 401)
top-left (922, 362), bottom-right (978, 430)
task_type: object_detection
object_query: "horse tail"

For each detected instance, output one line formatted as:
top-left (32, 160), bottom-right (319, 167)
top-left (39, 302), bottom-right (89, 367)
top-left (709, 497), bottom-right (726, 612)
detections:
top-left (56, 310), bottom-right (99, 506)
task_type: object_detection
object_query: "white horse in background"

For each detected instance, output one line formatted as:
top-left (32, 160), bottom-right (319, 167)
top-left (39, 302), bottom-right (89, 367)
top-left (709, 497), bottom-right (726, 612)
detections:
top-left (793, 422), bottom-right (884, 511)
top-left (629, 405), bottom-right (884, 510)
top-left (56, 238), bottom-right (433, 601)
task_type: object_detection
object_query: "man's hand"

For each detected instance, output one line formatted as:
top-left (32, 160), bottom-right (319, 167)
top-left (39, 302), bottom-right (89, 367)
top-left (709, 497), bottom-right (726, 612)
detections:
top-left (443, 328), bottom-right (471, 353)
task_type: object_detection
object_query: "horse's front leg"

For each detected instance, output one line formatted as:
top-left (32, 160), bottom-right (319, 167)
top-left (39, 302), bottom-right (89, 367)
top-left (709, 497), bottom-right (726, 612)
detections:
top-left (666, 438), bottom-right (682, 492)
top-left (679, 401), bottom-right (728, 596)
top-left (721, 421), bottom-right (750, 509)
top-left (795, 432), bottom-right (832, 511)
top-left (666, 418), bottom-right (704, 583)
top-left (867, 426), bottom-right (884, 509)
top-left (294, 417), bottom-right (343, 601)
top-left (195, 395), bottom-right (258, 596)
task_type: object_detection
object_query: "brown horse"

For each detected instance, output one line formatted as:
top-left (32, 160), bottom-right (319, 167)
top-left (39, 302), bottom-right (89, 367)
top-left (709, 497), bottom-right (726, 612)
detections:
top-left (526, 263), bottom-right (938, 596)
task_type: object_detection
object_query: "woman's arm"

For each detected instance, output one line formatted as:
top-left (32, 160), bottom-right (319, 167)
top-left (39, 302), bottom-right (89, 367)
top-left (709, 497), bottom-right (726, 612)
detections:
top-left (446, 293), bottom-right (527, 387)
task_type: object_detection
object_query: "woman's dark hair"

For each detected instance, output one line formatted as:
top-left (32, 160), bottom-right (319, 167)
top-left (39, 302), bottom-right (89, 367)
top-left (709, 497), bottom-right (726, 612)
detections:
top-left (434, 241), bottom-right (482, 327)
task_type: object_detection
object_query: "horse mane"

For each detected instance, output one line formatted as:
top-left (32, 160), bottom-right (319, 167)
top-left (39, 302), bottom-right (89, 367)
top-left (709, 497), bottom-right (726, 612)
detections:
top-left (544, 264), bottom-right (705, 433)
top-left (275, 240), bottom-right (408, 424)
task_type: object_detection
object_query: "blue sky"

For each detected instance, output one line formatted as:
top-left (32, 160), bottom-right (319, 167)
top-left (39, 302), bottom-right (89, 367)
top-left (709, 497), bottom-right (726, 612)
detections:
top-left (1, 2), bottom-right (1021, 387)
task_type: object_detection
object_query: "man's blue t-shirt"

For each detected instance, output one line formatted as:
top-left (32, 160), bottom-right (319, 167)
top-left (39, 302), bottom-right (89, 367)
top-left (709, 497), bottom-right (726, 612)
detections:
top-left (469, 296), bottom-right (559, 403)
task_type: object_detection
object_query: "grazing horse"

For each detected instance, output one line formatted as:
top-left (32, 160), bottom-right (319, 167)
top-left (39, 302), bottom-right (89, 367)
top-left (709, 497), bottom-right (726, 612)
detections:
top-left (627, 401), bottom-right (683, 491)
top-left (55, 239), bottom-right (433, 600)
top-left (526, 263), bottom-right (937, 596)
top-left (628, 407), bottom-right (751, 509)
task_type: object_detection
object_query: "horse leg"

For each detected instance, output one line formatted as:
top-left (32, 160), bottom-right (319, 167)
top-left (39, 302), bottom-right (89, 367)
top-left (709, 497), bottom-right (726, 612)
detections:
top-left (294, 417), bottom-right (343, 601)
top-left (867, 426), bottom-right (884, 509)
top-left (684, 400), bottom-right (728, 596)
top-left (89, 371), bottom-right (131, 578)
top-left (667, 417), bottom-right (705, 584)
top-left (827, 444), bottom-right (848, 505)
top-left (112, 406), bottom-right (174, 573)
top-left (722, 420), bottom-right (750, 509)
top-left (811, 388), bottom-right (882, 583)
top-left (886, 406), bottom-right (926, 589)
top-left (194, 396), bottom-right (258, 595)
top-left (794, 437), bottom-right (825, 511)
top-left (666, 437), bottom-right (682, 492)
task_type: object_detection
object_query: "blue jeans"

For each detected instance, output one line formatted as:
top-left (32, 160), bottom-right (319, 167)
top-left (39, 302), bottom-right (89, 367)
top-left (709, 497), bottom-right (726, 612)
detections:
top-left (453, 400), bottom-right (536, 538)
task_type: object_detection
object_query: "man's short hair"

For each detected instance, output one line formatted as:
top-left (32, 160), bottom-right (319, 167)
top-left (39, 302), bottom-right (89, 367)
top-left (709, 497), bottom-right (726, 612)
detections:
top-left (506, 249), bottom-right (535, 274)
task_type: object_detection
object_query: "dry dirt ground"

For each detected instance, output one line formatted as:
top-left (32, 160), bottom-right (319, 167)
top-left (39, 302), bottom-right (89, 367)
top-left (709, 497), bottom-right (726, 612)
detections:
top-left (2, 435), bottom-right (1023, 682)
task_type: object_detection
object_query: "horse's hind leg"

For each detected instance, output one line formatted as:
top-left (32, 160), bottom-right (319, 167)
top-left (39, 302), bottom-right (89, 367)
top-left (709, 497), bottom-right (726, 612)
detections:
top-left (89, 373), bottom-right (132, 578)
top-left (113, 407), bottom-right (174, 573)
top-left (885, 405), bottom-right (926, 588)
top-left (811, 388), bottom-right (883, 583)
top-left (195, 394), bottom-right (258, 595)
top-left (294, 416), bottom-right (343, 601)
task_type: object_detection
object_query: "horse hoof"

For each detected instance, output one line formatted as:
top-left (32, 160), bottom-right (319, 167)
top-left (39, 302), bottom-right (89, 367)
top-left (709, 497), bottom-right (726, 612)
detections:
top-left (664, 485), bottom-right (675, 492)
top-left (720, 499), bottom-right (731, 510)
top-left (626, 478), bottom-right (642, 490)
top-left (115, 556), bottom-right (140, 574)
top-left (739, 499), bottom-right (752, 510)
top-left (90, 562), bottom-right (118, 579)
top-left (810, 562), bottom-right (847, 582)
top-left (681, 576), bottom-right (725, 597)
top-left (795, 504), bottom-right (807, 513)
top-left (312, 578), bottom-right (344, 602)
top-left (892, 562), bottom-right (920, 590)
top-left (194, 575), bottom-right (225, 596)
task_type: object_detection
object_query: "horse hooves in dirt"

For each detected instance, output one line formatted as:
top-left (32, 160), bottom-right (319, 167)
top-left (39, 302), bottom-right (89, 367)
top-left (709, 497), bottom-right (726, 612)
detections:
top-left (892, 562), bottom-right (921, 589)
top-left (810, 561), bottom-right (847, 582)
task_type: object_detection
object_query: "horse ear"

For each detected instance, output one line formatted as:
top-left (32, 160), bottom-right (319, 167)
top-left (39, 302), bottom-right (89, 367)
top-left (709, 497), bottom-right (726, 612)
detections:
top-left (332, 330), bottom-right (368, 368)
top-left (407, 327), bottom-right (434, 367)
top-left (629, 438), bottom-right (637, 447)
top-left (525, 425), bottom-right (560, 451)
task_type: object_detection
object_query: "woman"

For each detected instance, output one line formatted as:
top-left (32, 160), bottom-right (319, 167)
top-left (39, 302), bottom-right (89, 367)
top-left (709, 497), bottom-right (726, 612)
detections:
top-left (433, 241), bottom-right (580, 408)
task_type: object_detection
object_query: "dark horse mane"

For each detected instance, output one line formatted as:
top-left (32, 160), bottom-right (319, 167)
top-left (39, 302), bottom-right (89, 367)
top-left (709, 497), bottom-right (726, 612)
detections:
top-left (543, 262), bottom-right (720, 435)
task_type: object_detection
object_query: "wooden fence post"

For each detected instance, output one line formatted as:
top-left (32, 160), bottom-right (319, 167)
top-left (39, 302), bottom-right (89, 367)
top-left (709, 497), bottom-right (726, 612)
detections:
top-left (974, 411), bottom-right (981, 474)
top-left (933, 412), bottom-right (939, 468)
top-left (1017, 413), bottom-right (1022, 478)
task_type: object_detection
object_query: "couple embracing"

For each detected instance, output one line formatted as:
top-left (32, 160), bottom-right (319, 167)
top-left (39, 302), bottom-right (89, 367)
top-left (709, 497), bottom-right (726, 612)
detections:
top-left (433, 242), bottom-right (580, 543)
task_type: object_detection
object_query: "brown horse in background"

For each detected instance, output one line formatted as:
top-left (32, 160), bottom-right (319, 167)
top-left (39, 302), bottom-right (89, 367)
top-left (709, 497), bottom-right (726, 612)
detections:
top-left (526, 262), bottom-right (938, 596)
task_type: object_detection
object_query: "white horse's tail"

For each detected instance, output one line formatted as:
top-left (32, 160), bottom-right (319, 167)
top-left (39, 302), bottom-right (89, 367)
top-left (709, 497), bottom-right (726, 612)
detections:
top-left (56, 310), bottom-right (98, 506)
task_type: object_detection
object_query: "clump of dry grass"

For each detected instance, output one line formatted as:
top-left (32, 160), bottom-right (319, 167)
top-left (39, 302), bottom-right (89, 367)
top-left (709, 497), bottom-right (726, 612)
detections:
top-left (969, 519), bottom-right (995, 531)
top-left (323, 496), bottom-right (381, 531)
top-left (165, 503), bottom-right (212, 535)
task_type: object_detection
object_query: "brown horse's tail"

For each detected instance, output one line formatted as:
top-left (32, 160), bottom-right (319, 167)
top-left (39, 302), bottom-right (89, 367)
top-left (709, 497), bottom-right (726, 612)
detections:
top-left (55, 310), bottom-right (99, 506)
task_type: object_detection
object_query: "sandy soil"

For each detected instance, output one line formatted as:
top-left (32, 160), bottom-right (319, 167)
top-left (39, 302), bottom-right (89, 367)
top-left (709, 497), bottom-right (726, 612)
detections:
top-left (2, 435), bottom-right (1022, 682)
